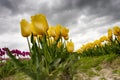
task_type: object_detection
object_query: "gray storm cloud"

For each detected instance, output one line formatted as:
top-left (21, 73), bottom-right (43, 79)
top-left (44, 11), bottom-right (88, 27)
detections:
top-left (0, 0), bottom-right (120, 50)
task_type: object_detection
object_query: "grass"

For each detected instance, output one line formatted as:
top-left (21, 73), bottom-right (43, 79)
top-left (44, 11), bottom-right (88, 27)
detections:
top-left (1, 72), bottom-right (31, 80)
top-left (72, 53), bottom-right (120, 79)
top-left (1, 53), bottom-right (120, 80)
top-left (113, 70), bottom-right (120, 75)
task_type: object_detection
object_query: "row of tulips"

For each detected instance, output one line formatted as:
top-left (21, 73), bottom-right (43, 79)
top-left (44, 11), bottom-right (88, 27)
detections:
top-left (76, 26), bottom-right (120, 56)
top-left (5, 14), bottom-right (78, 80)
top-left (0, 48), bottom-right (30, 61)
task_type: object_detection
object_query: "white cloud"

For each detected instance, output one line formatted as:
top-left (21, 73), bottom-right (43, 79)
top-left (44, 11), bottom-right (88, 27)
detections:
top-left (0, 33), bottom-right (28, 51)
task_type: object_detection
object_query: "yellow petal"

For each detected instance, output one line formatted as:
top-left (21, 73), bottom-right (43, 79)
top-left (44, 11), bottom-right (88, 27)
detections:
top-left (55, 24), bottom-right (62, 36)
top-left (47, 26), bottom-right (56, 37)
top-left (99, 36), bottom-right (108, 42)
top-left (30, 23), bottom-right (37, 36)
top-left (66, 40), bottom-right (74, 52)
top-left (61, 27), bottom-right (69, 38)
top-left (20, 19), bottom-right (31, 37)
top-left (57, 41), bottom-right (62, 48)
top-left (31, 14), bottom-right (49, 35)
top-left (64, 36), bottom-right (69, 40)
top-left (107, 28), bottom-right (112, 41)
top-left (113, 26), bottom-right (120, 36)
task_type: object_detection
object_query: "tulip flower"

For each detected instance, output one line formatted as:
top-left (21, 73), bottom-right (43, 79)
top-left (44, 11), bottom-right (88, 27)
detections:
top-left (0, 48), bottom-right (5, 56)
top-left (93, 40), bottom-right (101, 46)
top-left (64, 36), bottom-right (69, 40)
top-left (76, 48), bottom-right (83, 53)
top-left (55, 24), bottom-right (62, 36)
top-left (113, 26), bottom-right (120, 36)
top-left (11, 49), bottom-right (30, 58)
top-left (86, 42), bottom-right (95, 49)
top-left (31, 14), bottom-right (49, 35)
top-left (20, 19), bottom-right (31, 37)
top-left (47, 26), bottom-right (56, 37)
top-left (108, 28), bottom-right (113, 41)
top-left (57, 41), bottom-right (62, 48)
top-left (54, 25), bottom-right (62, 40)
top-left (48, 24), bottom-right (69, 40)
top-left (47, 25), bottom-right (61, 40)
top-left (25, 52), bottom-right (30, 56)
top-left (66, 40), bottom-right (74, 52)
top-left (30, 23), bottom-right (37, 36)
top-left (117, 36), bottom-right (120, 41)
top-left (55, 24), bottom-right (69, 40)
top-left (11, 49), bottom-right (22, 56)
top-left (61, 27), bottom-right (69, 40)
top-left (47, 37), bottom-right (54, 46)
top-left (99, 36), bottom-right (108, 42)
top-left (22, 51), bottom-right (30, 56)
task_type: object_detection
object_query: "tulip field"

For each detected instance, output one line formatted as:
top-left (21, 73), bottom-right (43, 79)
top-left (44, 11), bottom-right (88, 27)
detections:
top-left (0, 14), bottom-right (120, 80)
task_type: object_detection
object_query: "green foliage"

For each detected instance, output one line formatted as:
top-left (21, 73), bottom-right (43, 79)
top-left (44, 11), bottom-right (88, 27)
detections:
top-left (6, 34), bottom-right (78, 80)
top-left (72, 54), bottom-right (120, 79)
top-left (113, 70), bottom-right (120, 75)
top-left (0, 61), bottom-right (18, 79)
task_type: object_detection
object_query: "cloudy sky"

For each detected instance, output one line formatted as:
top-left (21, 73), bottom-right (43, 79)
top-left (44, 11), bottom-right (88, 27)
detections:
top-left (0, 0), bottom-right (120, 51)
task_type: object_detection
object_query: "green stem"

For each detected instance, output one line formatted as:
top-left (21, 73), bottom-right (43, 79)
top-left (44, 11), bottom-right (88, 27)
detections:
top-left (32, 40), bottom-right (40, 80)
top-left (37, 37), bottom-right (41, 49)
top-left (27, 37), bottom-right (31, 54)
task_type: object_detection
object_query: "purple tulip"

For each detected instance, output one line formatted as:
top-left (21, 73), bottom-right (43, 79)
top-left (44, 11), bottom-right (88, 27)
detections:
top-left (21, 51), bottom-right (30, 56)
top-left (22, 51), bottom-right (26, 56)
top-left (2, 48), bottom-right (7, 51)
top-left (11, 50), bottom-right (16, 53)
top-left (16, 49), bottom-right (22, 56)
top-left (0, 48), bottom-right (5, 56)
top-left (25, 52), bottom-right (30, 56)
top-left (0, 52), bottom-right (2, 56)
top-left (11, 49), bottom-right (22, 56)
top-left (0, 48), bottom-right (30, 60)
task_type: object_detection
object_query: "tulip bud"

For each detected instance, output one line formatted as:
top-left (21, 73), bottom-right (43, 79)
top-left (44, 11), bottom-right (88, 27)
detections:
top-left (66, 40), bottom-right (74, 52)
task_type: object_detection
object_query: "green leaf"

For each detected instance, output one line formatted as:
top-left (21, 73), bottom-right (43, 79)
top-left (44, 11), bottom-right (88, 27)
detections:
top-left (6, 48), bottom-right (36, 80)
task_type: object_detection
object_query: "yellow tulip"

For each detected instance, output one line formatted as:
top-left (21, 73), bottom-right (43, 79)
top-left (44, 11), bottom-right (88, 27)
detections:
top-left (47, 26), bottom-right (56, 37)
top-left (48, 24), bottom-right (69, 40)
top-left (76, 49), bottom-right (83, 53)
top-left (31, 14), bottom-right (49, 35)
top-left (37, 35), bottom-right (42, 39)
top-left (20, 19), bottom-right (31, 37)
top-left (47, 37), bottom-right (54, 46)
top-left (93, 40), bottom-right (101, 46)
top-left (30, 23), bottom-right (37, 36)
top-left (66, 40), bottom-right (74, 52)
top-left (99, 36), bottom-right (108, 42)
top-left (64, 36), bottom-right (69, 40)
top-left (113, 26), bottom-right (120, 36)
top-left (48, 25), bottom-right (61, 40)
top-left (108, 28), bottom-right (113, 41)
top-left (57, 41), bottom-right (62, 48)
top-left (55, 24), bottom-right (62, 37)
top-left (61, 27), bottom-right (69, 40)
top-left (55, 24), bottom-right (69, 40)
top-left (87, 42), bottom-right (94, 49)
top-left (117, 36), bottom-right (120, 41)
top-left (49, 38), bottom-right (54, 44)
top-left (33, 36), bottom-right (37, 41)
